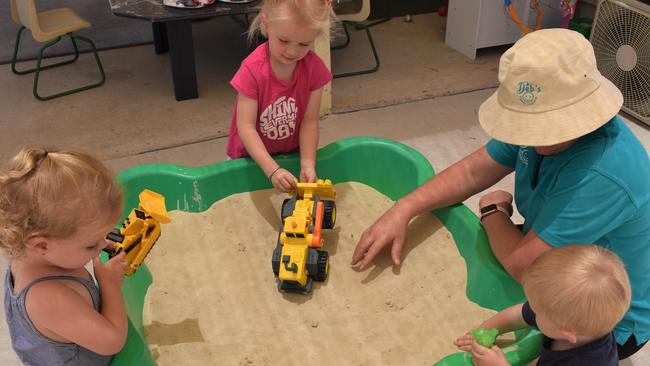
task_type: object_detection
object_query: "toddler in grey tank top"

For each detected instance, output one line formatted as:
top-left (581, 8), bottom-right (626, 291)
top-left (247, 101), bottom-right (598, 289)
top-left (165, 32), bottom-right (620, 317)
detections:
top-left (0, 148), bottom-right (128, 365)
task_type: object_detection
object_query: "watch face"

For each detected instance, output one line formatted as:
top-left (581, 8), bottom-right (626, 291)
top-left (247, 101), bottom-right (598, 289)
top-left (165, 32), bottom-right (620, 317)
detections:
top-left (480, 203), bottom-right (498, 214)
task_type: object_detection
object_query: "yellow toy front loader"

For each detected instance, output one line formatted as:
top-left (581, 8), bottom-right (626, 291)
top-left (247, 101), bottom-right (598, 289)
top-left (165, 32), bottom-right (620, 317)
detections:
top-left (271, 179), bottom-right (337, 293)
top-left (104, 189), bottom-right (171, 276)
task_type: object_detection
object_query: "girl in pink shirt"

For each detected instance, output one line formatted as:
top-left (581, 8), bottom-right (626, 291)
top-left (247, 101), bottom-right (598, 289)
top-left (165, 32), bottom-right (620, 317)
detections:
top-left (226, 0), bottom-right (334, 192)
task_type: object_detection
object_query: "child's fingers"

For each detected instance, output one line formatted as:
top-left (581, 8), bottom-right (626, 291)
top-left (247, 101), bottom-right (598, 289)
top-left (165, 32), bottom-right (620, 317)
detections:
top-left (453, 333), bottom-right (472, 343)
top-left (278, 178), bottom-right (290, 192)
top-left (470, 339), bottom-right (489, 357)
top-left (288, 174), bottom-right (298, 187)
top-left (492, 345), bottom-right (505, 356)
top-left (281, 175), bottom-right (295, 191)
top-left (454, 335), bottom-right (474, 351)
top-left (107, 251), bottom-right (126, 265)
top-left (104, 239), bottom-right (117, 251)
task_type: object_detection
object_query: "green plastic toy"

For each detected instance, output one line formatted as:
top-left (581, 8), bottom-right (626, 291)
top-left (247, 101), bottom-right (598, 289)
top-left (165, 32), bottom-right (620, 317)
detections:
top-left (471, 328), bottom-right (499, 348)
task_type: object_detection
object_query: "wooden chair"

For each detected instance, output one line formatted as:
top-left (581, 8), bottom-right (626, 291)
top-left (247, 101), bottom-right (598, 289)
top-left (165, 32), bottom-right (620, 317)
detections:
top-left (11, 0), bottom-right (105, 101)
top-left (331, 0), bottom-right (380, 78)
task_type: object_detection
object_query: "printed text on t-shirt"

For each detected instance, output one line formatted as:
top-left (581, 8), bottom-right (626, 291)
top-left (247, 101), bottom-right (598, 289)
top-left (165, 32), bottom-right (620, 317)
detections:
top-left (260, 96), bottom-right (298, 140)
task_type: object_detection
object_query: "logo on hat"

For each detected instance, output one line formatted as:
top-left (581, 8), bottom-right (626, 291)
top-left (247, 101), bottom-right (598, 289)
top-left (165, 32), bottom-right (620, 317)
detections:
top-left (517, 81), bottom-right (542, 106)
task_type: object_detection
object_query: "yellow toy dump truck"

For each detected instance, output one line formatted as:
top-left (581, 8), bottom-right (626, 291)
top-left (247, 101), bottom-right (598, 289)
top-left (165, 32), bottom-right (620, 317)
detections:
top-left (104, 189), bottom-right (171, 276)
top-left (272, 179), bottom-right (337, 293)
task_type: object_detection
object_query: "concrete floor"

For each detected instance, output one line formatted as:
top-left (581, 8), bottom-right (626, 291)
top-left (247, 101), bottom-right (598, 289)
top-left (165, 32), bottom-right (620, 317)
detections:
top-left (0, 13), bottom-right (502, 162)
top-left (1, 12), bottom-right (649, 365)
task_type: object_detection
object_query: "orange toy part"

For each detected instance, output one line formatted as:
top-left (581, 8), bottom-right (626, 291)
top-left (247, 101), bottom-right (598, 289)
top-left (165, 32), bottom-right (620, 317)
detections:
top-left (507, 2), bottom-right (543, 34)
top-left (311, 201), bottom-right (324, 247)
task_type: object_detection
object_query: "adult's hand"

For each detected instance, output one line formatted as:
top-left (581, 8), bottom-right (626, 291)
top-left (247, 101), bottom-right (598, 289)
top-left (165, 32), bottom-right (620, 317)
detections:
top-left (351, 147), bottom-right (513, 271)
top-left (351, 203), bottom-right (411, 271)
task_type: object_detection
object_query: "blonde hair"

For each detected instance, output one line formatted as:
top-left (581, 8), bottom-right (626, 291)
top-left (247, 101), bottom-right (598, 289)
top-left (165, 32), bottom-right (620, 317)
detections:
top-left (523, 245), bottom-right (631, 338)
top-left (248, 0), bottom-right (335, 43)
top-left (0, 148), bottom-right (123, 259)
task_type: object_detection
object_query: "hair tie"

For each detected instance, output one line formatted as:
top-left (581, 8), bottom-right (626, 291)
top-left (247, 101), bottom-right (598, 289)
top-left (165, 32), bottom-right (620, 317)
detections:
top-left (35, 150), bottom-right (49, 167)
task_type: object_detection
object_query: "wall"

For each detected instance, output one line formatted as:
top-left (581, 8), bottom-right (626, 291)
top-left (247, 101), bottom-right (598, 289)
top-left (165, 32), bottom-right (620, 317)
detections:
top-left (576, 0), bottom-right (598, 19)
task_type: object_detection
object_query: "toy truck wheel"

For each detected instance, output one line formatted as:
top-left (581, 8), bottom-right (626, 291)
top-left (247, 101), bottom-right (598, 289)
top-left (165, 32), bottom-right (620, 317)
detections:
top-left (313, 250), bottom-right (329, 282)
top-left (272, 243), bottom-right (282, 276)
top-left (321, 200), bottom-right (336, 230)
top-left (306, 249), bottom-right (319, 278)
top-left (281, 197), bottom-right (296, 221)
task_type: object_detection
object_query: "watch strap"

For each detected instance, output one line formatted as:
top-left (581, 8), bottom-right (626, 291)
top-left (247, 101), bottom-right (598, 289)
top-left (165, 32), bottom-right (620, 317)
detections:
top-left (479, 203), bottom-right (512, 224)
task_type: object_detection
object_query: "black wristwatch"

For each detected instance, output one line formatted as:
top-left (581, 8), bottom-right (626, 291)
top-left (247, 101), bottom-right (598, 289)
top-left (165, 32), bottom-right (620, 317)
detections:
top-left (479, 203), bottom-right (513, 224)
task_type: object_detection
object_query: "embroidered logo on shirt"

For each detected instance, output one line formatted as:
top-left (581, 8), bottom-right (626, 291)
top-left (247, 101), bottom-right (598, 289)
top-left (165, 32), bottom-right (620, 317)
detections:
top-left (517, 82), bottom-right (542, 106)
top-left (518, 147), bottom-right (529, 165)
top-left (260, 96), bottom-right (298, 140)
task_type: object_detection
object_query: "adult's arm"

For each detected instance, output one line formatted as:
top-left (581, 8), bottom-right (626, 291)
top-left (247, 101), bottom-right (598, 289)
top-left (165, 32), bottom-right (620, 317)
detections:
top-left (482, 164), bottom-right (638, 282)
top-left (351, 146), bottom-right (514, 270)
top-left (480, 209), bottom-right (552, 282)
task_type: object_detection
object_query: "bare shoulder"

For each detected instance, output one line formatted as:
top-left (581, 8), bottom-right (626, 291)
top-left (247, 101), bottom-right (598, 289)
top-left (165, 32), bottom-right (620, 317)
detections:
top-left (24, 280), bottom-right (95, 341)
top-left (26, 279), bottom-right (94, 315)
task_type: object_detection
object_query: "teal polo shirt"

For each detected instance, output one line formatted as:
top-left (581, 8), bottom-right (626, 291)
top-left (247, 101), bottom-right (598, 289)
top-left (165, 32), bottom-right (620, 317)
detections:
top-left (486, 116), bottom-right (650, 345)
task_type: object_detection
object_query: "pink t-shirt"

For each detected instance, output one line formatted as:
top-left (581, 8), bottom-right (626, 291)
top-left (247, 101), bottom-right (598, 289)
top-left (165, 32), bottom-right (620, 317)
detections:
top-left (226, 42), bottom-right (333, 159)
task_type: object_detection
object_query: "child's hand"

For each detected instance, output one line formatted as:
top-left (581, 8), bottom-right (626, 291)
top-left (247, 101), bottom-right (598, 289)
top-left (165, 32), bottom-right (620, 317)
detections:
top-left (271, 168), bottom-right (298, 192)
top-left (300, 167), bottom-right (317, 183)
top-left (93, 252), bottom-right (128, 288)
top-left (470, 339), bottom-right (508, 366)
top-left (453, 331), bottom-right (474, 352)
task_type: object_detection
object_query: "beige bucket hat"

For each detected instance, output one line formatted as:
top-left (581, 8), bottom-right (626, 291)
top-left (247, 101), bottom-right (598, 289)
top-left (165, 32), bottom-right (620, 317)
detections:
top-left (478, 28), bottom-right (623, 146)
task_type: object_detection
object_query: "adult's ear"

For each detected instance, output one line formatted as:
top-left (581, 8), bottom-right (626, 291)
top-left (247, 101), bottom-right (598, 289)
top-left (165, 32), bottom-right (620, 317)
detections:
top-left (25, 236), bottom-right (49, 255)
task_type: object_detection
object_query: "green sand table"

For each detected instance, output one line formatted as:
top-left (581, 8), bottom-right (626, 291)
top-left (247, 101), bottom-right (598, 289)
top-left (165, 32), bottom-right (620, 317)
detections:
top-left (107, 137), bottom-right (542, 365)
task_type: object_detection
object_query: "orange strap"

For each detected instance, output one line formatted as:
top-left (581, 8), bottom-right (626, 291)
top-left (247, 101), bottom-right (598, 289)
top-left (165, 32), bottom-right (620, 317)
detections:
top-left (311, 201), bottom-right (324, 247)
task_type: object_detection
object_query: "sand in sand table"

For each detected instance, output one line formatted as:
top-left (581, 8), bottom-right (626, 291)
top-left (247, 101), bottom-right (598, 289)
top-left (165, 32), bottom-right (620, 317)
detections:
top-left (142, 182), bottom-right (495, 365)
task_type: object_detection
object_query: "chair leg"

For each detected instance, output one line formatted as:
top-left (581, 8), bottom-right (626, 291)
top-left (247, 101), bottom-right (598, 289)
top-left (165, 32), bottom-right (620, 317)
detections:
top-left (33, 33), bottom-right (105, 101)
top-left (355, 16), bottom-right (390, 29)
top-left (12, 26), bottom-right (80, 75)
top-left (331, 21), bottom-right (351, 50)
top-left (333, 21), bottom-right (380, 79)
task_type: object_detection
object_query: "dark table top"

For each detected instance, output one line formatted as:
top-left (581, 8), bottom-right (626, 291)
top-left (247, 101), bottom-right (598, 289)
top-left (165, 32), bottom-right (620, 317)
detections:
top-left (109, 0), bottom-right (261, 22)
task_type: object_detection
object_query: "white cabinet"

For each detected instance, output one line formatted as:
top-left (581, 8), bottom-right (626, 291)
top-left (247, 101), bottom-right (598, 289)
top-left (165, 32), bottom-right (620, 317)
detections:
top-left (446, 0), bottom-right (566, 60)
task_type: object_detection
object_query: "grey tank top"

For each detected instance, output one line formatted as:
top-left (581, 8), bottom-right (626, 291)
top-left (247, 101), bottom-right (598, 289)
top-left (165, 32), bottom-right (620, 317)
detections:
top-left (4, 267), bottom-right (113, 366)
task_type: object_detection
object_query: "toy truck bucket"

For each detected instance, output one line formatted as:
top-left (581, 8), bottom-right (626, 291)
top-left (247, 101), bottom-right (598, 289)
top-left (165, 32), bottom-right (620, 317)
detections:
top-left (138, 189), bottom-right (171, 223)
top-left (291, 179), bottom-right (336, 200)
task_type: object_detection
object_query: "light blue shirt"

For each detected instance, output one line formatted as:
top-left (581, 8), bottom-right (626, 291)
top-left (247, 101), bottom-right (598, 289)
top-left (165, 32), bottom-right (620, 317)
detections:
top-left (486, 116), bottom-right (650, 345)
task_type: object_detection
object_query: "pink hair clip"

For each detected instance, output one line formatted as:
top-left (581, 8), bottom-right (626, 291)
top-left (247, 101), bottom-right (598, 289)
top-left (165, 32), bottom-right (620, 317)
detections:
top-left (326, 0), bottom-right (332, 6)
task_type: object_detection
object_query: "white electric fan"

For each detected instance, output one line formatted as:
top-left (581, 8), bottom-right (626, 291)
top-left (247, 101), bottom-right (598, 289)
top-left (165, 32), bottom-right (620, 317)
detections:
top-left (590, 0), bottom-right (650, 125)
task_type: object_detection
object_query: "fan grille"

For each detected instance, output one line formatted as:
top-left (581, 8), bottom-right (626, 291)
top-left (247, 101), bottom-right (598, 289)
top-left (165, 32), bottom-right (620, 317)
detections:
top-left (591, 0), bottom-right (650, 121)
